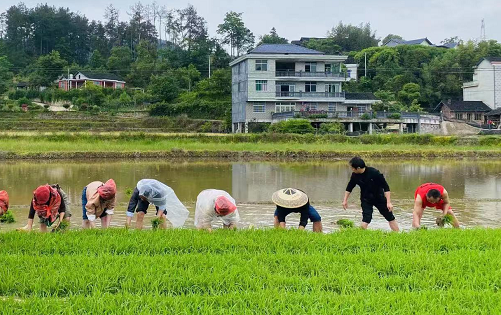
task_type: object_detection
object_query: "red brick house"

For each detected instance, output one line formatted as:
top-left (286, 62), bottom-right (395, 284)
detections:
top-left (435, 100), bottom-right (491, 123)
top-left (58, 71), bottom-right (125, 91)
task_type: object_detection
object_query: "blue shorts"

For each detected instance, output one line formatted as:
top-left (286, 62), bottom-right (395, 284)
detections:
top-left (82, 187), bottom-right (108, 220)
top-left (274, 205), bottom-right (322, 222)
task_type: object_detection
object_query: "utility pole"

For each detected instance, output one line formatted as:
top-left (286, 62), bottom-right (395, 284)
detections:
top-left (364, 52), bottom-right (367, 77)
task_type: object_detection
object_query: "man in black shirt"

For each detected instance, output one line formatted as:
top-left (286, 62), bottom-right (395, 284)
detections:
top-left (342, 157), bottom-right (399, 231)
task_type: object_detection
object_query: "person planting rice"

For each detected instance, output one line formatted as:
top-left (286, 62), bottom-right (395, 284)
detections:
top-left (412, 183), bottom-right (460, 229)
top-left (194, 189), bottom-right (239, 231)
top-left (272, 188), bottom-right (322, 232)
top-left (82, 179), bottom-right (116, 229)
top-left (342, 157), bottom-right (399, 231)
top-left (0, 190), bottom-right (9, 216)
top-left (126, 179), bottom-right (189, 230)
top-left (18, 184), bottom-right (72, 232)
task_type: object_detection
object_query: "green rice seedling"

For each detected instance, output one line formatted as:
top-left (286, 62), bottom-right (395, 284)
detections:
top-left (125, 187), bottom-right (133, 197)
top-left (336, 219), bottom-right (354, 228)
top-left (0, 211), bottom-right (15, 223)
top-left (151, 218), bottom-right (162, 230)
top-left (436, 214), bottom-right (454, 227)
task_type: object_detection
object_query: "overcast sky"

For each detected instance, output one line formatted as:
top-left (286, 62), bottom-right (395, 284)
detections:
top-left (1, 0), bottom-right (500, 44)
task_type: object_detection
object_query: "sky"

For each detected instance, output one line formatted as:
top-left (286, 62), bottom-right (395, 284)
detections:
top-left (1, 0), bottom-right (500, 44)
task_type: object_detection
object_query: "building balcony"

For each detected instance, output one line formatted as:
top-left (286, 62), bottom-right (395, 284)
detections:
top-left (462, 81), bottom-right (479, 88)
top-left (271, 110), bottom-right (426, 122)
top-left (275, 70), bottom-right (346, 79)
top-left (275, 91), bottom-right (345, 98)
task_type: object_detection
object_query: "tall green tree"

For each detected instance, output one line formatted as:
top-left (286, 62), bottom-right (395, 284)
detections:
top-left (89, 50), bottom-right (107, 69)
top-left (305, 38), bottom-right (342, 54)
top-left (0, 56), bottom-right (13, 95)
top-left (328, 22), bottom-right (379, 52)
top-left (258, 28), bottom-right (288, 45)
top-left (107, 46), bottom-right (133, 79)
top-left (28, 50), bottom-right (67, 87)
top-left (217, 11), bottom-right (254, 57)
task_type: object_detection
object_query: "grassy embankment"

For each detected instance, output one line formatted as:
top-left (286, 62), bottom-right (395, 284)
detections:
top-left (0, 229), bottom-right (500, 314)
top-left (1, 132), bottom-right (501, 159)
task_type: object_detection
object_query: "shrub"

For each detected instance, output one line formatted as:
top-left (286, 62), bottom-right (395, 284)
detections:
top-left (268, 119), bottom-right (315, 134)
top-left (308, 114), bottom-right (328, 119)
top-left (360, 113), bottom-right (371, 120)
top-left (319, 122), bottom-right (345, 134)
top-left (17, 97), bottom-right (31, 107)
top-left (388, 113), bottom-right (401, 119)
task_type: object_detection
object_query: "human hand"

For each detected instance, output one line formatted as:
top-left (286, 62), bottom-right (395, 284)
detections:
top-left (387, 202), bottom-right (394, 212)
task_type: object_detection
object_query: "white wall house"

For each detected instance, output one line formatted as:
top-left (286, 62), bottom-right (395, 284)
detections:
top-left (230, 44), bottom-right (378, 133)
top-left (463, 57), bottom-right (501, 109)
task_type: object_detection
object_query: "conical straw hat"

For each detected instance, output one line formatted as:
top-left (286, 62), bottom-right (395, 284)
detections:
top-left (272, 188), bottom-right (308, 208)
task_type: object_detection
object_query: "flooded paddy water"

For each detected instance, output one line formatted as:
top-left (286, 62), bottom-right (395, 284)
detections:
top-left (1, 159), bottom-right (501, 232)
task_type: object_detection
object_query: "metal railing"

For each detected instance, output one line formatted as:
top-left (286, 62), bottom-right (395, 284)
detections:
top-left (275, 91), bottom-right (345, 98)
top-left (272, 110), bottom-right (425, 120)
top-left (275, 70), bottom-right (345, 79)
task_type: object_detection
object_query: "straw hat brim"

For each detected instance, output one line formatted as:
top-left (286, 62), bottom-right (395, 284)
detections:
top-left (272, 188), bottom-right (308, 208)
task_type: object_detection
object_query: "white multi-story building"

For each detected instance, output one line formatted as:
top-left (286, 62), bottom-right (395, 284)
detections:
top-left (230, 44), bottom-right (379, 133)
top-left (463, 57), bottom-right (501, 109)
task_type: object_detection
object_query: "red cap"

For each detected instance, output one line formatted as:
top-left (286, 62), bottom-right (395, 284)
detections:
top-left (214, 196), bottom-right (237, 216)
top-left (98, 179), bottom-right (117, 200)
top-left (34, 185), bottom-right (50, 204)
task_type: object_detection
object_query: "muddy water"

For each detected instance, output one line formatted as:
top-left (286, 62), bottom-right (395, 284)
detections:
top-left (1, 159), bottom-right (501, 232)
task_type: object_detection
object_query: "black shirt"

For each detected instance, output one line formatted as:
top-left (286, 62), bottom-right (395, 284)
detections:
top-left (275, 202), bottom-right (310, 227)
top-left (346, 167), bottom-right (390, 201)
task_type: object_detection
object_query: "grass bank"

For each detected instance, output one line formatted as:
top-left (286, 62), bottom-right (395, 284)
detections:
top-left (1, 132), bottom-right (501, 159)
top-left (0, 229), bottom-right (500, 314)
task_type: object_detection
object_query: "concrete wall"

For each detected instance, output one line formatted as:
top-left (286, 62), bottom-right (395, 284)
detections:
top-left (463, 60), bottom-right (496, 109)
top-left (495, 64), bottom-right (501, 109)
top-left (232, 60), bottom-right (249, 123)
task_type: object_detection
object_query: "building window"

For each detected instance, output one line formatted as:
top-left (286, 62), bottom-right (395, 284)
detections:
top-left (305, 82), bottom-right (317, 92)
top-left (455, 113), bottom-right (463, 120)
top-left (256, 80), bottom-right (267, 91)
top-left (325, 84), bottom-right (340, 93)
top-left (307, 103), bottom-right (317, 111)
top-left (275, 102), bottom-right (296, 113)
top-left (255, 60), bottom-right (268, 71)
top-left (475, 113), bottom-right (482, 120)
top-left (253, 103), bottom-right (266, 113)
top-left (466, 113), bottom-right (473, 121)
top-left (325, 64), bottom-right (331, 73)
top-left (305, 62), bottom-right (317, 73)
top-left (356, 105), bottom-right (367, 112)
top-left (93, 81), bottom-right (101, 86)
top-left (347, 70), bottom-right (352, 77)
top-left (328, 103), bottom-right (337, 112)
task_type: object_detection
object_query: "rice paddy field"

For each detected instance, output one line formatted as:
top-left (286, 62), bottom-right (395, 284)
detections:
top-left (1, 228), bottom-right (500, 314)
top-left (1, 132), bottom-right (501, 159)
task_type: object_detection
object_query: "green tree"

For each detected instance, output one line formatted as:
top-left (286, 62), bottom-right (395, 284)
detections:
top-left (107, 46), bottom-right (133, 79)
top-left (305, 38), bottom-right (342, 54)
top-left (176, 64), bottom-right (201, 91)
top-left (29, 50), bottom-right (68, 87)
top-left (328, 22), bottom-right (379, 52)
top-left (217, 11), bottom-right (254, 57)
top-left (258, 28), bottom-right (288, 45)
top-left (89, 50), bottom-right (106, 69)
top-left (118, 91), bottom-right (133, 107)
top-left (127, 40), bottom-right (157, 88)
top-left (149, 72), bottom-right (180, 102)
top-left (0, 56), bottom-right (13, 95)
top-left (398, 83), bottom-right (421, 106)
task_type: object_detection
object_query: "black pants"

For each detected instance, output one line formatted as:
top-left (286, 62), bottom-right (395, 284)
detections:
top-left (361, 198), bottom-right (395, 224)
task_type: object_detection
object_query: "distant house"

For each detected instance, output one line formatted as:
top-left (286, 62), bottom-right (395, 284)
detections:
top-left (57, 71), bottom-right (125, 91)
top-left (463, 57), bottom-right (501, 109)
top-left (435, 100), bottom-right (491, 123)
top-left (16, 82), bottom-right (29, 90)
top-left (384, 38), bottom-right (434, 47)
